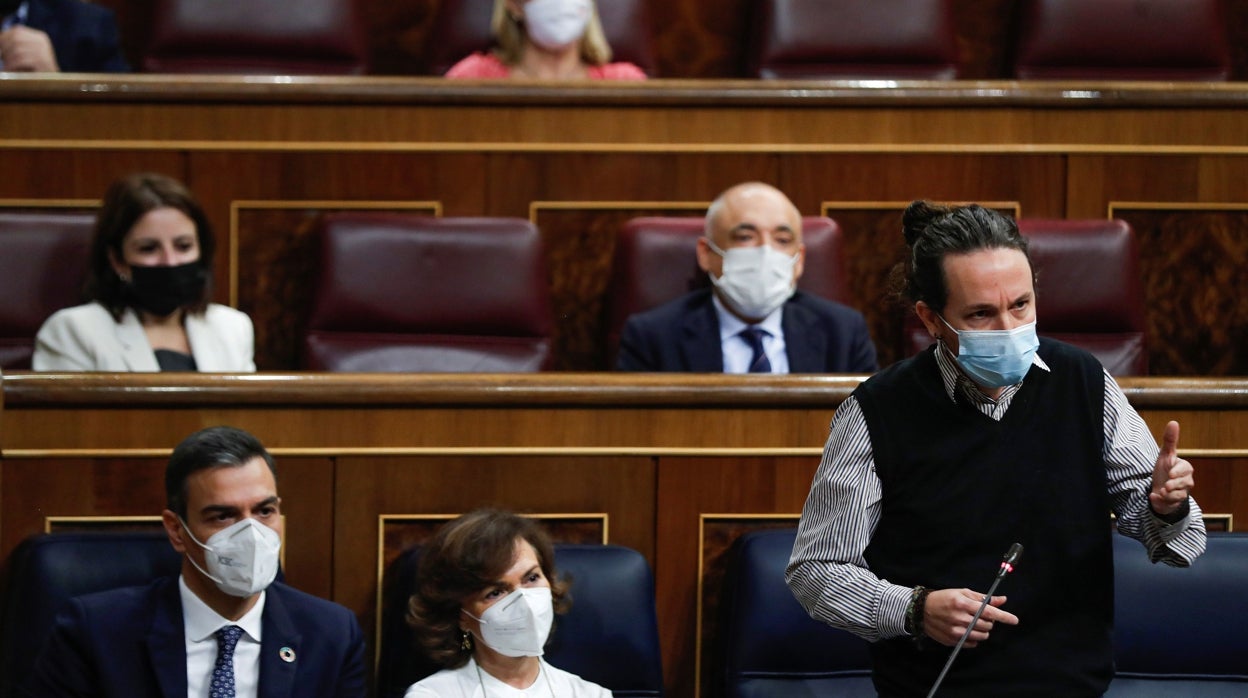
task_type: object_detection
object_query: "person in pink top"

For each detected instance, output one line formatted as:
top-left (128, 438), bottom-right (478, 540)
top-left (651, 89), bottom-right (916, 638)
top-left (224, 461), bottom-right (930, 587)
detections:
top-left (445, 0), bottom-right (646, 80)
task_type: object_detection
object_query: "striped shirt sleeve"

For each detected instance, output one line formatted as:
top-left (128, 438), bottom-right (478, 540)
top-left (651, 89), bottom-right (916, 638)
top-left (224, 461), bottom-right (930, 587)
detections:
top-left (785, 368), bottom-right (1208, 643)
top-left (786, 395), bottom-right (912, 641)
top-left (1101, 370), bottom-right (1206, 565)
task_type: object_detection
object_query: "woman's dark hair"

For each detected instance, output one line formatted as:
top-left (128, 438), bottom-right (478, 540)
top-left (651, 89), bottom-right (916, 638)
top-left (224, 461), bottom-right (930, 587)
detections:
top-left (406, 509), bottom-right (572, 669)
top-left (86, 172), bottom-right (215, 320)
top-left (890, 200), bottom-right (1034, 313)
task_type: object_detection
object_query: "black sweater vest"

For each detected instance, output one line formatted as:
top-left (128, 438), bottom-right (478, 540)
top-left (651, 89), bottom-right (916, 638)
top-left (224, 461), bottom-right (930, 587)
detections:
top-left (854, 339), bottom-right (1114, 697)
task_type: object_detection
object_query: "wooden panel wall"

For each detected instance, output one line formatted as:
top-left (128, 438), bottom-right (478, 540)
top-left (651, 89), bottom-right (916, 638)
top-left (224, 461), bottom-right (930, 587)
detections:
top-left (1, 374), bottom-right (1246, 696)
top-left (4, 80), bottom-right (1247, 374)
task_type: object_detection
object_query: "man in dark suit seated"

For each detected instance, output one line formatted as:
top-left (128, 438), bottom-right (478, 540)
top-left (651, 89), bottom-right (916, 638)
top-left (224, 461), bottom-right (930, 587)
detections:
top-left (617, 181), bottom-right (878, 373)
top-left (22, 426), bottom-right (366, 698)
top-left (0, 0), bottom-right (129, 72)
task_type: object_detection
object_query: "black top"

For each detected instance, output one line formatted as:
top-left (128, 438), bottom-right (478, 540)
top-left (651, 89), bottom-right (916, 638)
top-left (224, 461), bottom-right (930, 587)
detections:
top-left (154, 349), bottom-right (197, 372)
top-left (854, 339), bottom-right (1113, 697)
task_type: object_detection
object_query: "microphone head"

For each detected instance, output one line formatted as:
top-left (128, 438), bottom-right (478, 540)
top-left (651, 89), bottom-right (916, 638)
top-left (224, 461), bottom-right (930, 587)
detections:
top-left (1004, 543), bottom-right (1024, 566)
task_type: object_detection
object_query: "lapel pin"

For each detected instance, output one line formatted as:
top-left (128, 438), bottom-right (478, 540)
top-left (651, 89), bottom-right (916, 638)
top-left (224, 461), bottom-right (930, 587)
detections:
top-left (279, 647), bottom-right (296, 663)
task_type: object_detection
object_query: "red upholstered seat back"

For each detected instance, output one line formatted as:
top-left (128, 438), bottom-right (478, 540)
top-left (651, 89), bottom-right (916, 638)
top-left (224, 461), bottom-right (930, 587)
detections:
top-left (748, 0), bottom-right (959, 79)
top-left (604, 216), bottom-right (849, 366)
top-left (1013, 0), bottom-right (1230, 80)
top-left (423, 0), bottom-right (656, 76)
top-left (901, 219), bottom-right (1148, 376)
top-left (0, 212), bottom-right (94, 369)
top-left (142, 0), bottom-right (366, 74)
top-left (303, 214), bottom-right (553, 372)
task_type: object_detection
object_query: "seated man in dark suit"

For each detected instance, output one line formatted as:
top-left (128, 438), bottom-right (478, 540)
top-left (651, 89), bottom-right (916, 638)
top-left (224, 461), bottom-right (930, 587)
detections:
top-left (22, 426), bottom-right (366, 698)
top-left (0, 0), bottom-right (129, 72)
top-left (617, 181), bottom-right (878, 373)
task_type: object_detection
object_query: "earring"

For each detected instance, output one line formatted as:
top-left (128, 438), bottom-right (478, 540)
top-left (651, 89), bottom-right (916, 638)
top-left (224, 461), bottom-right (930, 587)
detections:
top-left (460, 630), bottom-right (473, 652)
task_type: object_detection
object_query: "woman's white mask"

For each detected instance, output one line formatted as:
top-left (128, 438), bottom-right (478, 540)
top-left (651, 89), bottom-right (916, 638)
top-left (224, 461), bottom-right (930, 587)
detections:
top-left (463, 587), bottom-right (554, 657)
top-left (523, 0), bottom-right (592, 52)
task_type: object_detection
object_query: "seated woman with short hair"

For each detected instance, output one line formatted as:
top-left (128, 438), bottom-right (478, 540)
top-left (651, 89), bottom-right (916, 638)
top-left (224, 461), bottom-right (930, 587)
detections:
top-left (446, 0), bottom-right (646, 80)
top-left (403, 508), bottom-right (611, 697)
top-left (33, 172), bottom-right (254, 372)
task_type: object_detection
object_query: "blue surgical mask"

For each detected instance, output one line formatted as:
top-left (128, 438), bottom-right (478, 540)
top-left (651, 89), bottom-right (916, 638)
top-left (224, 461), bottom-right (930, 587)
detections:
top-left (939, 316), bottom-right (1039, 388)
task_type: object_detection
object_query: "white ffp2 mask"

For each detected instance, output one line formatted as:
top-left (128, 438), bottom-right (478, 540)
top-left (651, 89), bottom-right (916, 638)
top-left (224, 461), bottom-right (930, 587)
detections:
top-left (464, 586), bottom-right (554, 657)
top-left (181, 517), bottom-right (281, 598)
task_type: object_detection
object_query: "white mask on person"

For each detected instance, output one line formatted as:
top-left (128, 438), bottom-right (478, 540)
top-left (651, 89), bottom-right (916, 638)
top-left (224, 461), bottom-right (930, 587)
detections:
top-left (463, 587), bottom-right (554, 657)
top-left (523, 0), bottom-right (592, 52)
top-left (180, 517), bottom-right (281, 597)
top-left (706, 239), bottom-right (799, 320)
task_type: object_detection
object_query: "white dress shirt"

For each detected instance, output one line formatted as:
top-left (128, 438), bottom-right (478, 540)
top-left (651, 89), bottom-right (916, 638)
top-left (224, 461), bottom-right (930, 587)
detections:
top-left (712, 294), bottom-right (789, 374)
top-left (180, 576), bottom-right (266, 698)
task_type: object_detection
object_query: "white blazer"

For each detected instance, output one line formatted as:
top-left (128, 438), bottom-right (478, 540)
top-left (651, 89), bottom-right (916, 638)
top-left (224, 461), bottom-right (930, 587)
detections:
top-left (32, 302), bottom-right (255, 372)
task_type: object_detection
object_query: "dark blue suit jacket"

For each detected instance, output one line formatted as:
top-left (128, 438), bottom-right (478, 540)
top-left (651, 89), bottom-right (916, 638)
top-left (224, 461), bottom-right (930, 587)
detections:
top-left (26, 0), bottom-right (129, 72)
top-left (21, 577), bottom-right (367, 698)
top-left (616, 288), bottom-right (878, 372)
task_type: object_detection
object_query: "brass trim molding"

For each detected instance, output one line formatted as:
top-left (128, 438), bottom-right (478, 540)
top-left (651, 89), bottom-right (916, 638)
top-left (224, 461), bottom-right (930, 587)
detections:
top-left (44, 514), bottom-right (162, 532)
top-left (9, 447), bottom-right (1244, 459)
top-left (1205, 513), bottom-right (1234, 532)
top-left (11, 140), bottom-right (1248, 156)
top-left (528, 200), bottom-right (709, 224)
top-left (3, 446), bottom-right (828, 459)
top-left (0, 198), bottom-right (98, 208)
top-left (695, 513), bottom-right (800, 698)
top-left (821, 200), bottom-right (1023, 218)
top-left (1109, 201), bottom-right (1248, 217)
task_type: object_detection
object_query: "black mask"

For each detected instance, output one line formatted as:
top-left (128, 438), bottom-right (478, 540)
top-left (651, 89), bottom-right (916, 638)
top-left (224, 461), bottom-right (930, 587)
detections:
top-left (125, 262), bottom-right (207, 317)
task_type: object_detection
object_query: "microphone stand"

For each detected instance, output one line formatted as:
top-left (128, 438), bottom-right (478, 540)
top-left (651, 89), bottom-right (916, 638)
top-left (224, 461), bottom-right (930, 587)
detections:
top-left (926, 543), bottom-right (1023, 698)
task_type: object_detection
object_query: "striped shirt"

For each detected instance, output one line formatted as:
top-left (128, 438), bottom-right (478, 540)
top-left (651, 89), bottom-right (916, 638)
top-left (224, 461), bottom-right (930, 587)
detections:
top-left (786, 341), bottom-right (1206, 642)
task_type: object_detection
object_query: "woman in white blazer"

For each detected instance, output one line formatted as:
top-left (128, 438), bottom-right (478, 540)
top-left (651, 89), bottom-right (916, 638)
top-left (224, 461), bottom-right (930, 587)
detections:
top-left (33, 173), bottom-right (255, 372)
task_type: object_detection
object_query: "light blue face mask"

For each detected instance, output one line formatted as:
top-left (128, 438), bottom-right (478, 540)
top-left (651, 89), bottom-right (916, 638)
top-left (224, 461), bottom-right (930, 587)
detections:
top-left (939, 316), bottom-right (1039, 388)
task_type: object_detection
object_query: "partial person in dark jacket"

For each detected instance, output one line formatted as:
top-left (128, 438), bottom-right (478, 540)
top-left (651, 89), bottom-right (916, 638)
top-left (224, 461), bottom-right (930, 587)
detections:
top-left (617, 181), bottom-right (877, 373)
top-left (0, 0), bottom-right (129, 72)
top-left (23, 426), bottom-right (366, 698)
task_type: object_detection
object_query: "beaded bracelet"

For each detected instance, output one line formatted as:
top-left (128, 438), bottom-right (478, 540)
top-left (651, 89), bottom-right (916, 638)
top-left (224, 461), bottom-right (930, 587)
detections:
top-left (904, 586), bottom-right (930, 646)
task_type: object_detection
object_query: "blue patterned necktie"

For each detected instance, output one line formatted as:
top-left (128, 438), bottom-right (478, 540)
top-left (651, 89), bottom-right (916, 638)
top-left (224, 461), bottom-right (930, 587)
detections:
top-left (740, 327), bottom-right (772, 373)
top-left (210, 625), bottom-right (244, 698)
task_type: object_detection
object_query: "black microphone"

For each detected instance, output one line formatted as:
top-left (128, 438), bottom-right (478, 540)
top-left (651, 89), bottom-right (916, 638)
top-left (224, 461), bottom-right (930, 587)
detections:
top-left (925, 543), bottom-right (1024, 698)
top-left (1000, 542), bottom-right (1023, 575)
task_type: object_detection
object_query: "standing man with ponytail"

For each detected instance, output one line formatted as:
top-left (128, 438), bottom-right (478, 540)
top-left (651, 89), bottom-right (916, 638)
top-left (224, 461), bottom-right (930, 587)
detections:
top-left (616, 181), bottom-right (877, 373)
top-left (787, 201), bottom-right (1205, 696)
top-left (23, 426), bottom-right (366, 698)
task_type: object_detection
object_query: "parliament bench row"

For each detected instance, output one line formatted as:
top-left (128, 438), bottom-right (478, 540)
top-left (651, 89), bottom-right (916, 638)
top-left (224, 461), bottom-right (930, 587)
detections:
top-left (0, 210), bottom-right (1148, 374)
top-left (2, 528), bottom-right (1245, 697)
top-left (103, 0), bottom-right (1236, 81)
